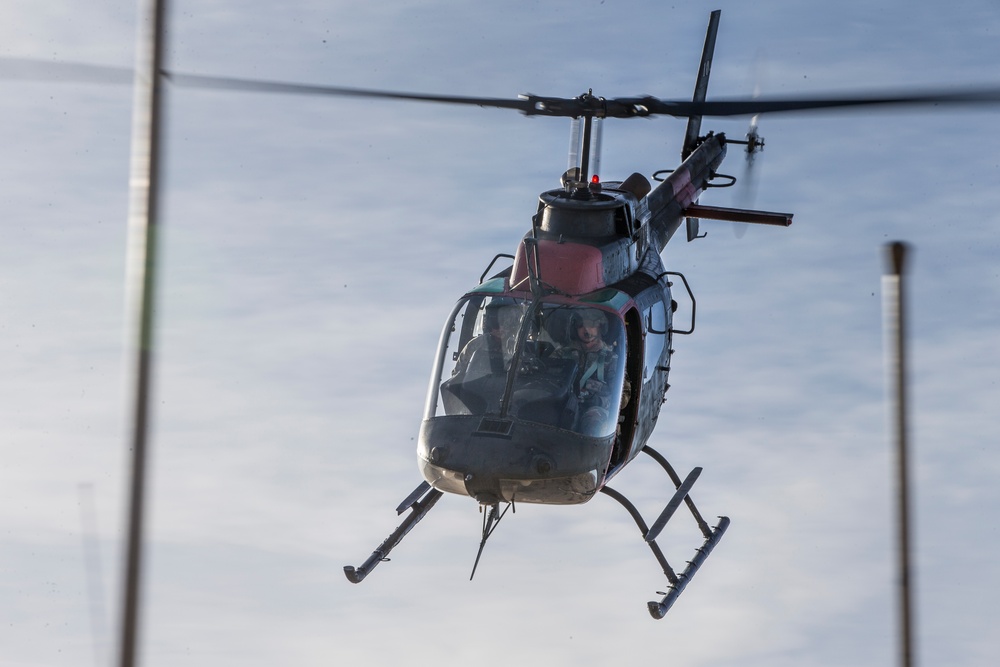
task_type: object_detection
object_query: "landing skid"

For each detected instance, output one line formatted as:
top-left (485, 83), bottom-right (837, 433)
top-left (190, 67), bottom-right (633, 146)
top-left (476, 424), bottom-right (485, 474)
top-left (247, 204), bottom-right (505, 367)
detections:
top-left (345, 448), bottom-right (727, 619)
top-left (344, 481), bottom-right (443, 584)
top-left (600, 445), bottom-right (729, 619)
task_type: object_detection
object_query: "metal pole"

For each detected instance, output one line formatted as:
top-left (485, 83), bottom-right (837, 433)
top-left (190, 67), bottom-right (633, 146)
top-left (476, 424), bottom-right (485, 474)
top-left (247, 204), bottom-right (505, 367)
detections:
top-left (119, 0), bottom-right (168, 665)
top-left (883, 241), bottom-right (915, 667)
top-left (579, 114), bottom-right (592, 184)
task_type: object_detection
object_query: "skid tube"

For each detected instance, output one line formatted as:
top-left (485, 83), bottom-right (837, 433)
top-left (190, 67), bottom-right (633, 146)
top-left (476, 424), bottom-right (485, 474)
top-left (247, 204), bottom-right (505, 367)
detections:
top-left (600, 445), bottom-right (729, 619)
top-left (344, 481), bottom-right (443, 584)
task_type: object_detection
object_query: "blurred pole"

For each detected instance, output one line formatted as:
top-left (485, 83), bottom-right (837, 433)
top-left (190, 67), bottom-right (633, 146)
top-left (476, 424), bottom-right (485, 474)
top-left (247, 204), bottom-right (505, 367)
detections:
top-left (882, 241), bottom-right (914, 667)
top-left (119, 0), bottom-right (168, 666)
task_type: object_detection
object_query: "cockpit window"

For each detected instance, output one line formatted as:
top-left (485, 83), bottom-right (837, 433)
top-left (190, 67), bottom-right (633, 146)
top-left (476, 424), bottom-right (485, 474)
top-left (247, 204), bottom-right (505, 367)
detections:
top-left (430, 295), bottom-right (627, 438)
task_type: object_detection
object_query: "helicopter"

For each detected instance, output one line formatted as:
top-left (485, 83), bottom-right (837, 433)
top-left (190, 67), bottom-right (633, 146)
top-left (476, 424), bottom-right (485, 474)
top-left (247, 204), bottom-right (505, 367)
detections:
top-left (322, 9), bottom-right (1000, 618)
top-left (335, 10), bottom-right (787, 619)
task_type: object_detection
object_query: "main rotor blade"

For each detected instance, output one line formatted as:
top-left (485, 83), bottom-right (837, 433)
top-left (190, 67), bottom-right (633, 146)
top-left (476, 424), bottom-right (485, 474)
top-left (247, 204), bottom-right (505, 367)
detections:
top-left (7, 55), bottom-right (1000, 119)
top-left (165, 71), bottom-right (538, 113)
top-left (0, 57), bottom-right (132, 84)
top-left (632, 87), bottom-right (1000, 118)
top-left (165, 76), bottom-right (1000, 117)
top-left (0, 56), bottom-right (540, 112)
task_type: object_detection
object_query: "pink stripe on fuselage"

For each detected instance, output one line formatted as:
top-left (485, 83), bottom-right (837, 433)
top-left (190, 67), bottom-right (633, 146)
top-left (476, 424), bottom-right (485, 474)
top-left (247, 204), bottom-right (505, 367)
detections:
top-left (510, 239), bottom-right (605, 295)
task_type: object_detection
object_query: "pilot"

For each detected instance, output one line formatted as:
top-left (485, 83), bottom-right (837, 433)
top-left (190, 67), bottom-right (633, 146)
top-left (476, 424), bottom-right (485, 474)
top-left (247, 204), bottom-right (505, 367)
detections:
top-left (554, 308), bottom-right (630, 434)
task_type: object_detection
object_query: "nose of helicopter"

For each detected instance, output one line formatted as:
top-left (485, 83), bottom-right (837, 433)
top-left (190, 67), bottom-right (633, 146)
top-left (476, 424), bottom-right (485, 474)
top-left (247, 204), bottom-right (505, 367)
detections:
top-left (417, 415), bottom-right (614, 505)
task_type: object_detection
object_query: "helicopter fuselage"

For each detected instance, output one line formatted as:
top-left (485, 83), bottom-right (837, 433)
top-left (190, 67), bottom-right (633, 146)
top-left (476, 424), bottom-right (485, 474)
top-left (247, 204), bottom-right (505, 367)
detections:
top-left (416, 135), bottom-right (727, 505)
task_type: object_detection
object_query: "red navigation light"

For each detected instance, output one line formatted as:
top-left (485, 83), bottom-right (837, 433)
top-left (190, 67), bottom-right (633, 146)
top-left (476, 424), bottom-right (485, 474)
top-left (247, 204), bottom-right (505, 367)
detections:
top-left (591, 174), bottom-right (600, 184)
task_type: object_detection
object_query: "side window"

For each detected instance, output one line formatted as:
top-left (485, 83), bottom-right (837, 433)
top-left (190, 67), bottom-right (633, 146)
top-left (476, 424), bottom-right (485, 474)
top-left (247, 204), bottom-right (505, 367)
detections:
top-left (643, 300), bottom-right (668, 383)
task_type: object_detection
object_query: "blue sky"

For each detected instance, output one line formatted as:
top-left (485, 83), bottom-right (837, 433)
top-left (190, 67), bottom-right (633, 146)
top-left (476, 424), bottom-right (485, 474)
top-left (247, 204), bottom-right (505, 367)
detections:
top-left (2, 1), bottom-right (999, 666)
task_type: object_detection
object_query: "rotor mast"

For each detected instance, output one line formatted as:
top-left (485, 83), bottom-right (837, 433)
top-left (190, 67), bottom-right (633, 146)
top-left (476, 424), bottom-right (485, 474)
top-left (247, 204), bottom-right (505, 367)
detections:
top-left (565, 93), bottom-right (605, 191)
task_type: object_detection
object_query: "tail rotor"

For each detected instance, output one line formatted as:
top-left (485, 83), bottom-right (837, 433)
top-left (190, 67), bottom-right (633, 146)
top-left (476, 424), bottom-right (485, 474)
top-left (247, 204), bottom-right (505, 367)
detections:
top-left (733, 54), bottom-right (767, 237)
top-left (732, 112), bottom-right (765, 238)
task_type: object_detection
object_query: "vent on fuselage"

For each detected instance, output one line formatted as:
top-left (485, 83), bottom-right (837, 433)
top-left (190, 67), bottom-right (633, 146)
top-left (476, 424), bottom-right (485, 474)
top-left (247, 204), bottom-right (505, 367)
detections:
top-left (477, 417), bottom-right (513, 437)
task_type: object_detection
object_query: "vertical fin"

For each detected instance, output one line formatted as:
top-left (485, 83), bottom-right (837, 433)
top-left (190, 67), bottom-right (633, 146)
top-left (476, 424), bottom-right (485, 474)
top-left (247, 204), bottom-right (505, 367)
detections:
top-left (682, 10), bottom-right (721, 160)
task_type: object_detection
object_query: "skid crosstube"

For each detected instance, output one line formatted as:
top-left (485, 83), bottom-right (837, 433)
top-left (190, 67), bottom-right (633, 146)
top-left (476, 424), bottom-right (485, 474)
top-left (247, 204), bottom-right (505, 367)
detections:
top-left (600, 445), bottom-right (728, 619)
top-left (344, 481), bottom-right (443, 584)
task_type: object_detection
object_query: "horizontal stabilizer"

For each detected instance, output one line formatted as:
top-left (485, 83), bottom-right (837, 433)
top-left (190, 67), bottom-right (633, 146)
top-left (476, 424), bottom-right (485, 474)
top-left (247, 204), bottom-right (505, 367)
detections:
top-left (683, 203), bottom-right (793, 227)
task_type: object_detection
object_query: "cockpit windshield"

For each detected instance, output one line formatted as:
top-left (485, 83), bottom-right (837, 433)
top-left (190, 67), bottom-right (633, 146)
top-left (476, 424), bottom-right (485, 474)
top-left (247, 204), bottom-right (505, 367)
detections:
top-left (429, 294), bottom-right (627, 438)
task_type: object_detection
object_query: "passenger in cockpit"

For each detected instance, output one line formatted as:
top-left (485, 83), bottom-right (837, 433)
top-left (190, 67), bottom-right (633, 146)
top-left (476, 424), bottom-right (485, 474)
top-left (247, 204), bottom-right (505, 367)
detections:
top-left (554, 308), bottom-right (628, 434)
top-left (452, 304), bottom-right (521, 382)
